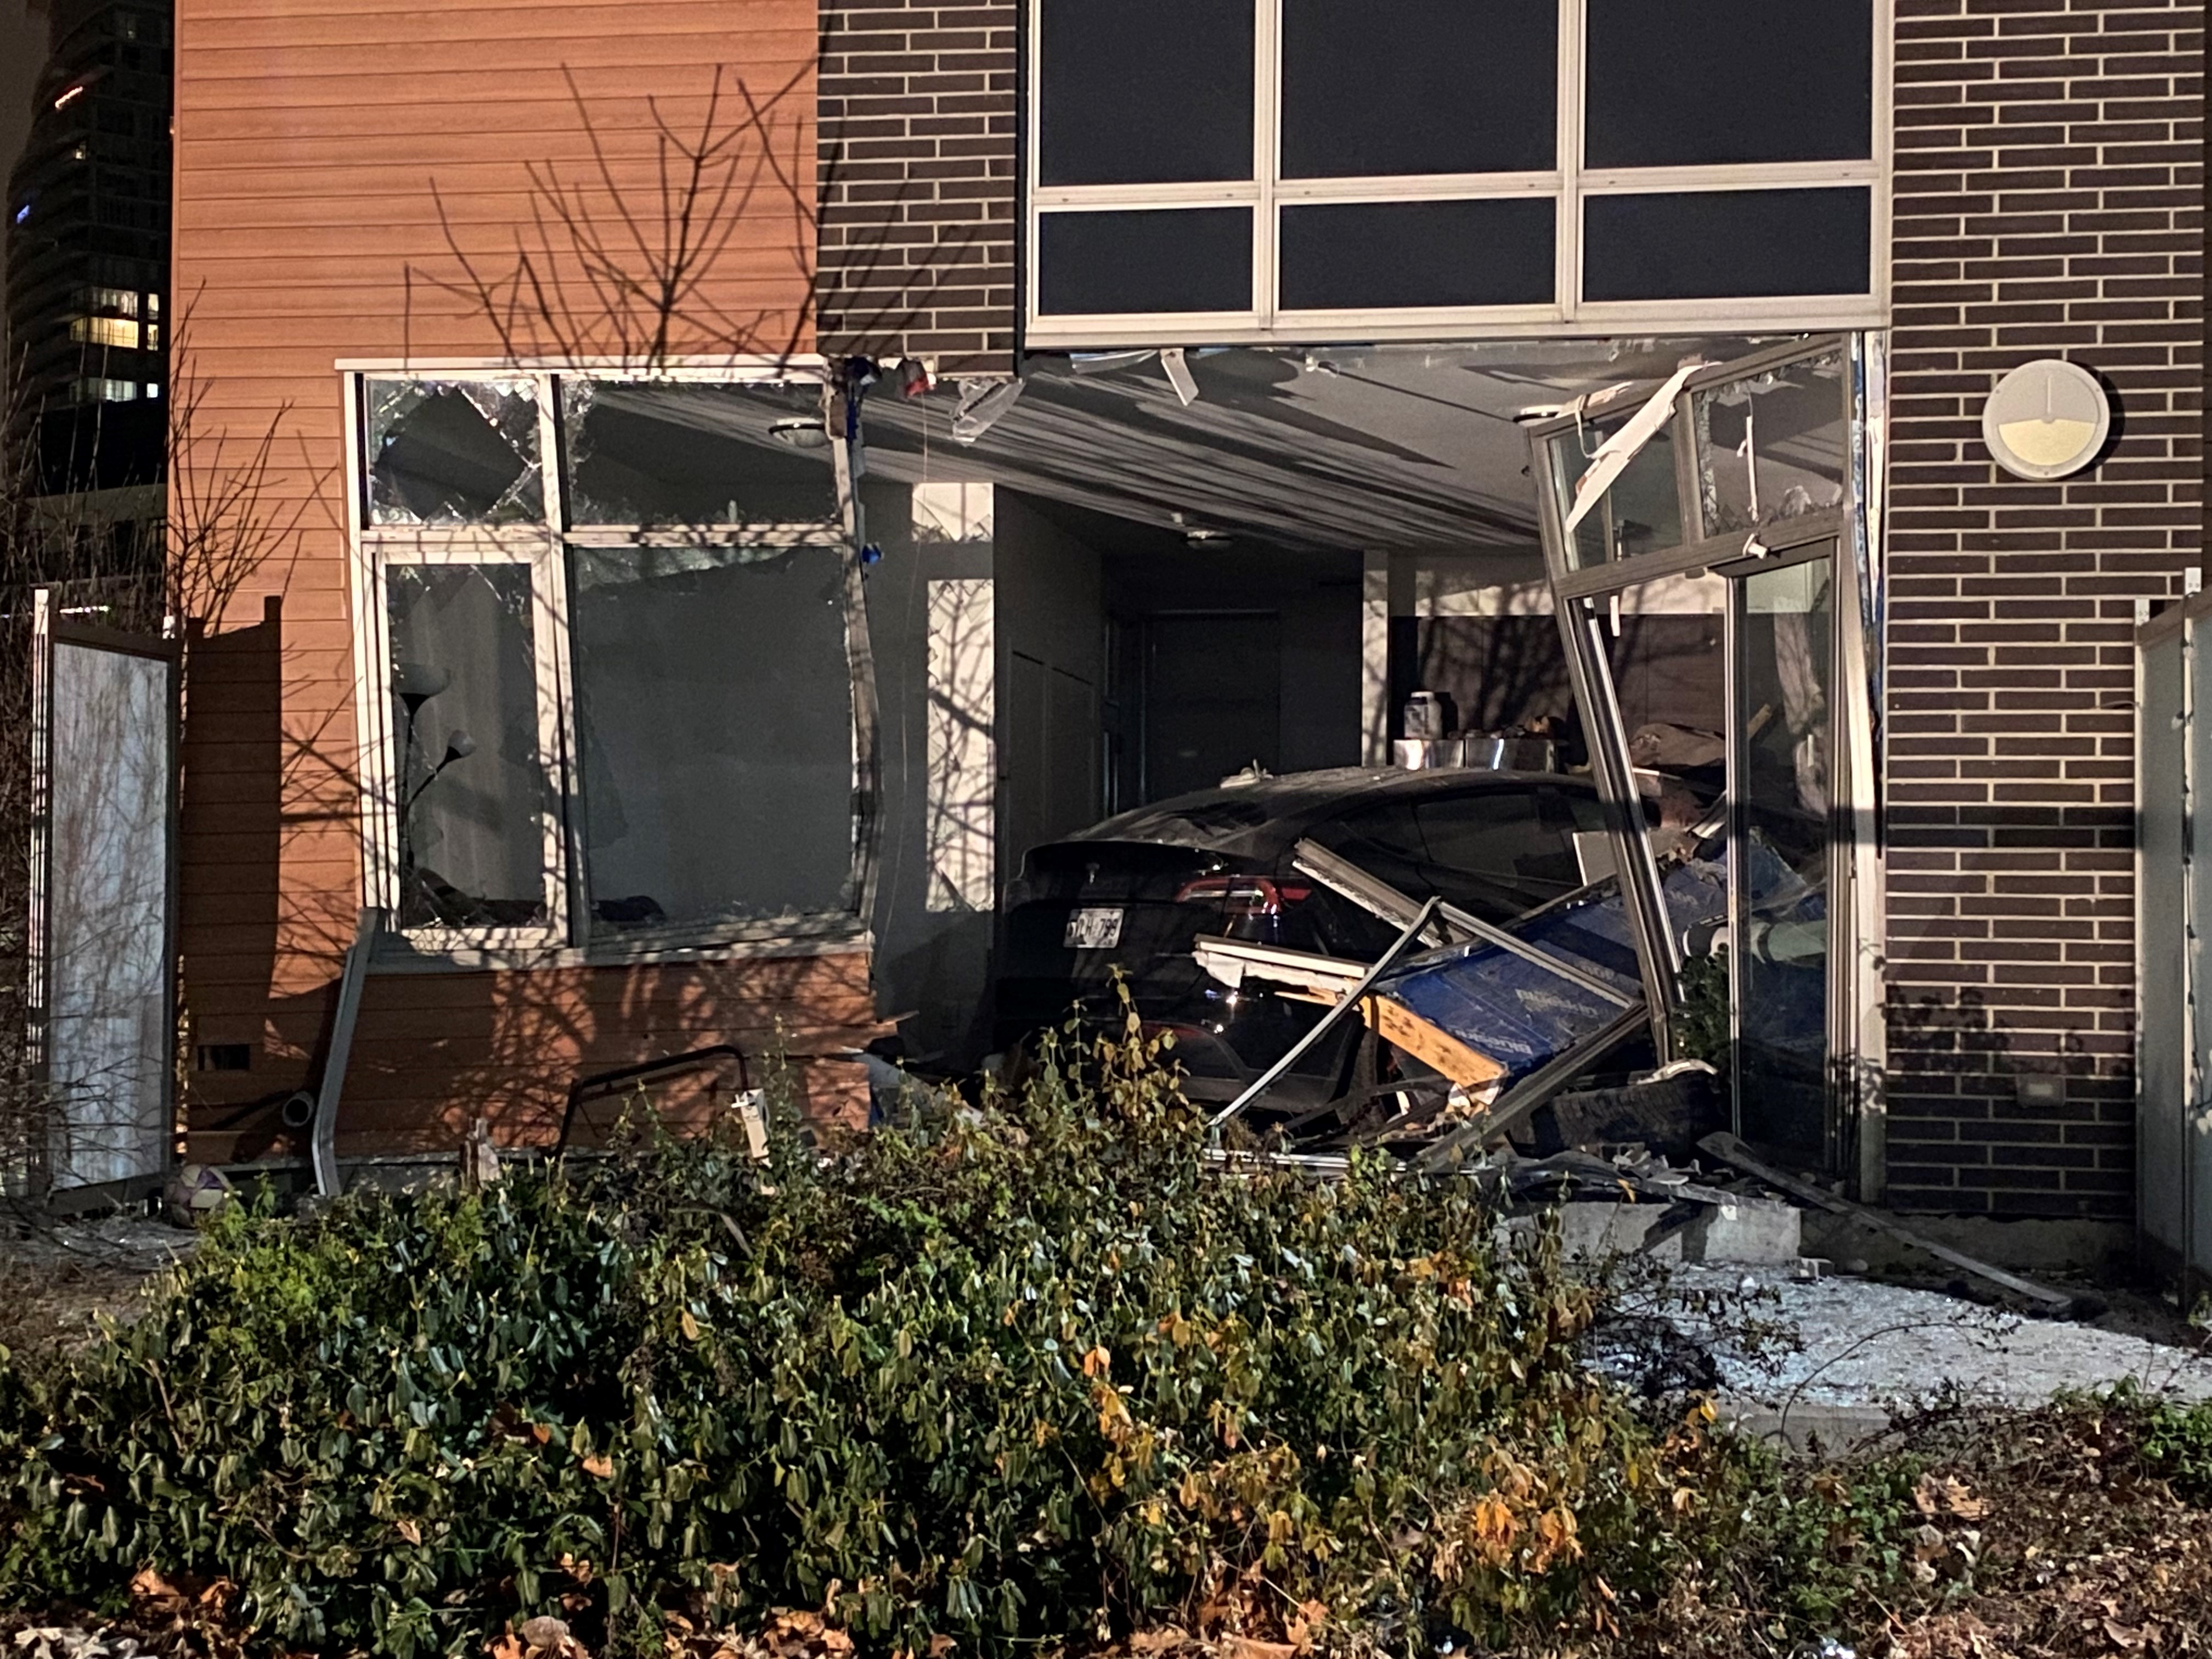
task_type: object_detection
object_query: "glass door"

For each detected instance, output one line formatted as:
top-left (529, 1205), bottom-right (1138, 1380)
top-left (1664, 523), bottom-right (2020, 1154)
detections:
top-left (1527, 335), bottom-right (1881, 1181)
top-left (1725, 546), bottom-right (1837, 1160)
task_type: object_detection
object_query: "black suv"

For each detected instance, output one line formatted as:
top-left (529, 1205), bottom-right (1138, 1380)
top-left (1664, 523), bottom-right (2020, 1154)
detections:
top-left (995, 768), bottom-right (1616, 1111)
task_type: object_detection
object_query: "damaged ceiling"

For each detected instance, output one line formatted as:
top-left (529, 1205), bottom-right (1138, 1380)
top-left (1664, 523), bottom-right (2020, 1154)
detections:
top-left (650, 336), bottom-right (1791, 553)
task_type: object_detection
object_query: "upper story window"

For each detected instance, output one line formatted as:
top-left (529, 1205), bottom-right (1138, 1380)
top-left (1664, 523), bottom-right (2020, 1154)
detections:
top-left (1026, 0), bottom-right (1886, 344)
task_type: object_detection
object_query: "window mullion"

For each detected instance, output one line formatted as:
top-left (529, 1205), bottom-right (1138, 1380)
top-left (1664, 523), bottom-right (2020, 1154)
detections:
top-left (534, 372), bottom-right (583, 947)
top-left (1558, 0), bottom-right (1584, 321)
top-left (1254, 0), bottom-right (1280, 328)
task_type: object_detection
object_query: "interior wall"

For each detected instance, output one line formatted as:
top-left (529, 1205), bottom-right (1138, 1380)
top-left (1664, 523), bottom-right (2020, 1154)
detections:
top-left (992, 492), bottom-right (1107, 883)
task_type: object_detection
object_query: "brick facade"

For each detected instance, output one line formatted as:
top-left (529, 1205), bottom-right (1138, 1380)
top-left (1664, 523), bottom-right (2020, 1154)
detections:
top-left (816, 0), bottom-right (1019, 374)
top-left (1883, 0), bottom-right (2204, 1217)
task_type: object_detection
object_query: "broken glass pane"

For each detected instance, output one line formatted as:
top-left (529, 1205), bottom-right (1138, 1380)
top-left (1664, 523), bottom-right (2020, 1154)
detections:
top-left (570, 542), bottom-right (856, 941)
top-left (386, 564), bottom-right (555, 929)
top-left (1545, 405), bottom-right (1686, 572)
top-left (1691, 352), bottom-right (1849, 538)
top-left (1599, 568), bottom-right (1728, 825)
top-left (562, 381), bottom-right (840, 528)
top-left (367, 380), bottom-right (543, 526)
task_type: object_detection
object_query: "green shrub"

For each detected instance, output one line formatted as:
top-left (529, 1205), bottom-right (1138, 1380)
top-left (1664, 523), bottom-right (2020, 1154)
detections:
top-left (0, 1018), bottom-right (1679, 1658)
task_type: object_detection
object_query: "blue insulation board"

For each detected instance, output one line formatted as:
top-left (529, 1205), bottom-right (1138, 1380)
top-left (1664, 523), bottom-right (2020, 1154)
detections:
top-left (1373, 851), bottom-right (1791, 1081)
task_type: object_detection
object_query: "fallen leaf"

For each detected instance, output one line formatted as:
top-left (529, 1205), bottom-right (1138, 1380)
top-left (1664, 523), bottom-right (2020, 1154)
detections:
top-left (1942, 1475), bottom-right (1987, 1520)
top-left (486, 1636), bottom-right (526, 1659)
top-left (129, 1567), bottom-right (179, 1602)
top-left (1081, 1345), bottom-right (1111, 1379)
top-left (927, 1637), bottom-right (956, 1658)
top-left (1128, 1628), bottom-right (1188, 1653)
top-left (1221, 1640), bottom-right (1296, 1659)
top-left (520, 1617), bottom-right (571, 1655)
top-left (396, 1518), bottom-right (422, 1545)
top-left (582, 1453), bottom-right (614, 1480)
top-left (530, 1423), bottom-right (552, 1444)
top-left (680, 1310), bottom-right (702, 1342)
top-left (2103, 1621), bottom-right (2146, 1652)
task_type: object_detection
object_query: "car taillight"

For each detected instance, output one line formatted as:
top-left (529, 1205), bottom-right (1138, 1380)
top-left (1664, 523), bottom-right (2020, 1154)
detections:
top-left (1171, 875), bottom-right (1312, 916)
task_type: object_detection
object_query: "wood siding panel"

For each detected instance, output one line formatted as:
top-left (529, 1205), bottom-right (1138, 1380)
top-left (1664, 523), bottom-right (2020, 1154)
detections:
top-left (172, 1), bottom-right (856, 1163)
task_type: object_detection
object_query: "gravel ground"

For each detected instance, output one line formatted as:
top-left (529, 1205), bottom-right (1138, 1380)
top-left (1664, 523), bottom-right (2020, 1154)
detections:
top-left (1666, 1263), bottom-right (2212, 1410)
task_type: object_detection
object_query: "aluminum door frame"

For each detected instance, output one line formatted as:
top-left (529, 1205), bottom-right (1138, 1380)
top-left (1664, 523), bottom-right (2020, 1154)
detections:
top-left (1526, 334), bottom-right (1885, 1187)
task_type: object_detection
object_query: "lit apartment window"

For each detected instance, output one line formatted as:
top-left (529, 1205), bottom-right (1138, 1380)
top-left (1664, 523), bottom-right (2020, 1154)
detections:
top-left (80, 286), bottom-right (139, 317)
top-left (1028, 0), bottom-right (1885, 342)
top-left (71, 315), bottom-right (141, 349)
top-left (350, 373), bottom-right (866, 957)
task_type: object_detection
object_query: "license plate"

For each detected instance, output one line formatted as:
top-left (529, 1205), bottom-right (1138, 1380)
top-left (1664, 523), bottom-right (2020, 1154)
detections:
top-left (1064, 907), bottom-right (1124, 950)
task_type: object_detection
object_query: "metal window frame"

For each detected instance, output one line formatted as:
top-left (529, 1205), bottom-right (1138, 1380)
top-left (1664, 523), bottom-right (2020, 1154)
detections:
top-left (1523, 333), bottom-right (1883, 1176)
top-left (341, 358), bottom-right (878, 968)
top-left (1023, 0), bottom-right (1893, 346)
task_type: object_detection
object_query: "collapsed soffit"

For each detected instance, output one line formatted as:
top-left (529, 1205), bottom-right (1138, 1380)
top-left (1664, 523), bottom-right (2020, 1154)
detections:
top-left (648, 336), bottom-right (1791, 554)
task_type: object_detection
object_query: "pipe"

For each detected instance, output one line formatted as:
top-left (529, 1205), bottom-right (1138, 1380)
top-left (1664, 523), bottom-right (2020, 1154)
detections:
top-left (1207, 896), bottom-right (1440, 1133)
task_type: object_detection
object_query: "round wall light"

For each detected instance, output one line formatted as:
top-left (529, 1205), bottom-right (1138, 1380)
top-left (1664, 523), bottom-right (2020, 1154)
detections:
top-left (1981, 359), bottom-right (2111, 481)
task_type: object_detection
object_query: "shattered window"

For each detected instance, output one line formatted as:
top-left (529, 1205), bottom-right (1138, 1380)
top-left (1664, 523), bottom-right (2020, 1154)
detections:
top-left (569, 543), bottom-right (857, 940)
top-left (1691, 352), bottom-right (1849, 538)
top-left (1600, 569), bottom-right (1728, 819)
top-left (386, 565), bottom-right (557, 930)
top-left (562, 381), bottom-right (840, 528)
top-left (1545, 406), bottom-right (1686, 572)
top-left (367, 380), bottom-right (543, 526)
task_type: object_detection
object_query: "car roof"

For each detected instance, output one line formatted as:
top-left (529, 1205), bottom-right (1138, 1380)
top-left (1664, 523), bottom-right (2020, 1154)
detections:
top-left (1060, 766), bottom-right (1590, 859)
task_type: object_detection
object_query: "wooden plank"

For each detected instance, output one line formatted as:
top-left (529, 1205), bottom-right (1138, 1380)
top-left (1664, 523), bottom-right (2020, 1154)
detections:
top-left (1698, 1132), bottom-right (2079, 1316)
top-left (1361, 995), bottom-right (1508, 1091)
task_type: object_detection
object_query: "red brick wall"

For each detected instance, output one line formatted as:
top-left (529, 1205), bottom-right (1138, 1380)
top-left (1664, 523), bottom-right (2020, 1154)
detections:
top-left (1883, 0), bottom-right (2204, 1217)
top-left (816, 0), bottom-right (1018, 373)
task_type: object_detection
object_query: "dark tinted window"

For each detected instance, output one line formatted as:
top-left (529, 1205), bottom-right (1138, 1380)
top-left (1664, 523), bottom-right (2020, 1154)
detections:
top-left (1585, 0), bottom-right (1874, 168)
top-left (1583, 189), bottom-right (1871, 302)
top-left (1036, 208), bottom-right (1254, 315)
top-left (1279, 198), bottom-right (1554, 311)
top-left (1312, 800), bottom-right (1429, 901)
top-left (1413, 788), bottom-right (1581, 917)
top-left (1038, 0), bottom-right (1255, 185)
top-left (1280, 0), bottom-right (1555, 178)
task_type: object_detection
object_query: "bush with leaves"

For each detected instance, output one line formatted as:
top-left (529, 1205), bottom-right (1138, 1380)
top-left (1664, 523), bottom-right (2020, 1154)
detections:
top-left (0, 1015), bottom-right (1915, 1658)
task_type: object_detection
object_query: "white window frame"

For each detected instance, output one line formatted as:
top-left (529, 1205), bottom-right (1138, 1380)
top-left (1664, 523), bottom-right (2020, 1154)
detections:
top-left (341, 356), bottom-right (866, 968)
top-left (1025, 0), bottom-right (1893, 346)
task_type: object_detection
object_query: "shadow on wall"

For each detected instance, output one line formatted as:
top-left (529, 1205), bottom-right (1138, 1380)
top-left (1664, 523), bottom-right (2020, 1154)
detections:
top-left (179, 594), bottom-right (880, 1166)
top-left (1880, 799), bottom-right (2137, 1222)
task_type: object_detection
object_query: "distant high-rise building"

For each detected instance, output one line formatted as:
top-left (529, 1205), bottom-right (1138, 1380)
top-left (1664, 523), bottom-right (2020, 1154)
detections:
top-left (5, 0), bottom-right (171, 493)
